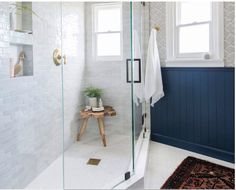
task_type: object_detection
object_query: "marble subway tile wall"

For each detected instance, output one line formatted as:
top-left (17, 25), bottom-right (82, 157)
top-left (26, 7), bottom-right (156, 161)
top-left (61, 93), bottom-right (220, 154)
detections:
top-left (62, 2), bottom-right (86, 149)
top-left (0, 2), bottom-right (85, 188)
top-left (84, 2), bottom-right (133, 136)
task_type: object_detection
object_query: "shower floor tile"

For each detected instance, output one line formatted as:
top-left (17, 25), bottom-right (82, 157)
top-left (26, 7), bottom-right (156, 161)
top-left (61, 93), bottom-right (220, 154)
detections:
top-left (26, 134), bottom-right (132, 189)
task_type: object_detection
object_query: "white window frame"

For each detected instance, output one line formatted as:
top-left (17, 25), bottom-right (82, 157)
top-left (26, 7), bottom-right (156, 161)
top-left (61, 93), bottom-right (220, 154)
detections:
top-left (92, 3), bottom-right (123, 62)
top-left (166, 2), bottom-right (224, 67)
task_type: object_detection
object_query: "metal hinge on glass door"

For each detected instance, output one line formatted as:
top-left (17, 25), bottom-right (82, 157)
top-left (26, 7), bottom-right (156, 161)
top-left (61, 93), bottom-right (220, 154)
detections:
top-left (124, 171), bottom-right (131, 180)
top-left (53, 48), bottom-right (67, 66)
top-left (142, 113), bottom-right (147, 138)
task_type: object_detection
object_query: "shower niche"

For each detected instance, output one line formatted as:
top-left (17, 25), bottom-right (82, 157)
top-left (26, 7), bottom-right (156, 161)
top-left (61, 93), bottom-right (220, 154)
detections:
top-left (9, 44), bottom-right (33, 77)
top-left (9, 2), bottom-right (33, 78)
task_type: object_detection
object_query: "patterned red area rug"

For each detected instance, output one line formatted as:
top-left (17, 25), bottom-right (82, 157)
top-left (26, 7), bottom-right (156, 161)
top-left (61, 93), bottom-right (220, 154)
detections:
top-left (161, 156), bottom-right (234, 189)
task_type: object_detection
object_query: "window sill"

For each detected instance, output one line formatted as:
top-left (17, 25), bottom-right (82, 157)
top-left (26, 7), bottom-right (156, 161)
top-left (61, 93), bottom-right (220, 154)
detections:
top-left (94, 56), bottom-right (123, 62)
top-left (165, 59), bottom-right (224, 67)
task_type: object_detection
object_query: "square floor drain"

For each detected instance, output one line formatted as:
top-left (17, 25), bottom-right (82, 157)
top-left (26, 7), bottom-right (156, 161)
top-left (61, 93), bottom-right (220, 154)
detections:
top-left (87, 158), bottom-right (101, 166)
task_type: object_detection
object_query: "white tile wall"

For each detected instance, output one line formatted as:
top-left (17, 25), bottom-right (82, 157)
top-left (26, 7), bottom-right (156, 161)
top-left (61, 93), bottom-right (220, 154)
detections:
top-left (0, 2), bottom-right (85, 188)
top-left (84, 2), bottom-right (133, 136)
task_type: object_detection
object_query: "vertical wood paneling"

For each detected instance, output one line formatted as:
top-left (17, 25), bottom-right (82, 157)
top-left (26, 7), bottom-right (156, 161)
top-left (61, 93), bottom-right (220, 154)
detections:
top-left (151, 68), bottom-right (235, 163)
top-left (174, 71), bottom-right (181, 139)
top-left (216, 73), bottom-right (225, 149)
top-left (192, 71), bottom-right (201, 144)
top-left (208, 71), bottom-right (217, 148)
top-left (186, 71), bottom-right (194, 142)
top-left (179, 71), bottom-right (187, 140)
top-left (224, 71), bottom-right (235, 152)
top-left (161, 72), bottom-right (168, 135)
top-left (200, 71), bottom-right (209, 146)
top-left (169, 71), bottom-right (179, 138)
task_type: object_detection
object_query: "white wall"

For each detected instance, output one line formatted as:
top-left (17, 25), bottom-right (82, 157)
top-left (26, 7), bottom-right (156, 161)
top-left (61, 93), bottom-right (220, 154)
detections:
top-left (0, 2), bottom-right (85, 188)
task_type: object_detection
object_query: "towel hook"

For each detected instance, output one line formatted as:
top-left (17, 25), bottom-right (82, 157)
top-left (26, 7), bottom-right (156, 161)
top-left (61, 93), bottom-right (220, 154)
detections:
top-left (155, 25), bottom-right (160, 31)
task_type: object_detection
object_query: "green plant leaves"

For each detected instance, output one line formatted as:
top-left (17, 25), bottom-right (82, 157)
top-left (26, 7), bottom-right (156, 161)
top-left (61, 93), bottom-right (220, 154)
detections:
top-left (84, 87), bottom-right (102, 98)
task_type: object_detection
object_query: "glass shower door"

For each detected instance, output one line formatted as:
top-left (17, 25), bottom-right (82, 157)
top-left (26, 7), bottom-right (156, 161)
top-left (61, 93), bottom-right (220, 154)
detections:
top-left (0, 2), bottom-right (64, 189)
top-left (62, 2), bottom-right (135, 189)
top-left (130, 2), bottom-right (147, 169)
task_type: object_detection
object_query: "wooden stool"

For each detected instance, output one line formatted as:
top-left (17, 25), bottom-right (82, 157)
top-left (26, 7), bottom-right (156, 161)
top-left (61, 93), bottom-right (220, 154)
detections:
top-left (77, 106), bottom-right (116, 147)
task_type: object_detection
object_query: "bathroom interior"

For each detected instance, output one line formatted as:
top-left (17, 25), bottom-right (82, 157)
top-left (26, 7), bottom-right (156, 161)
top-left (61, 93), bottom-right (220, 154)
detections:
top-left (0, 2), bottom-right (148, 189)
top-left (0, 1), bottom-right (235, 190)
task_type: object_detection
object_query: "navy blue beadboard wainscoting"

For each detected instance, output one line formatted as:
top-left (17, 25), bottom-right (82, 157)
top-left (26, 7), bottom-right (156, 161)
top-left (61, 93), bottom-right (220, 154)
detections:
top-left (151, 67), bottom-right (235, 163)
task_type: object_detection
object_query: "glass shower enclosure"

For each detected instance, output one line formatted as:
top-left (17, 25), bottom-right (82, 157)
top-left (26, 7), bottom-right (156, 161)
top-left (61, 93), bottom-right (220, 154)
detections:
top-left (0, 2), bottom-right (145, 189)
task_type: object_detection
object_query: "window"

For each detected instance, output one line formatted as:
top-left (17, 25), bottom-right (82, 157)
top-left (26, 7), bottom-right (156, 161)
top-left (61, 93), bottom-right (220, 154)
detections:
top-left (166, 2), bottom-right (224, 67)
top-left (92, 3), bottom-right (122, 61)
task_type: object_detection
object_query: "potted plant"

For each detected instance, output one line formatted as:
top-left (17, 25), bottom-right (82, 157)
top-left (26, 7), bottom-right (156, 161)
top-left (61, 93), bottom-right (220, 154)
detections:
top-left (84, 87), bottom-right (102, 108)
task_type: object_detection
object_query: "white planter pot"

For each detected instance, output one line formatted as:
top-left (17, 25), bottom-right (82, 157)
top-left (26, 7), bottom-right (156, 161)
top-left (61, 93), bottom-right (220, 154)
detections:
top-left (89, 97), bottom-right (97, 107)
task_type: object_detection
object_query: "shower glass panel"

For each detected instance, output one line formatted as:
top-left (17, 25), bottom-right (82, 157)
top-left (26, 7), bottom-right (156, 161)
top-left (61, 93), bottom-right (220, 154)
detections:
top-left (131, 2), bottom-right (147, 163)
top-left (0, 2), bottom-right (64, 189)
top-left (62, 2), bottom-right (135, 189)
top-left (0, 2), bottom-right (138, 189)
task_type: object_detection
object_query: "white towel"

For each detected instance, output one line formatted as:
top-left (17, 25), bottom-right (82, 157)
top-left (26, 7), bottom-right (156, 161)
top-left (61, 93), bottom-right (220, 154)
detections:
top-left (144, 29), bottom-right (164, 107)
top-left (133, 30), bottom-right (145, 106)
